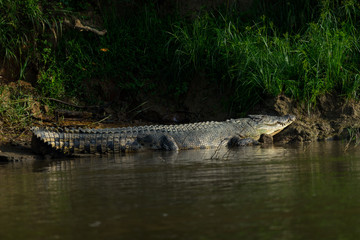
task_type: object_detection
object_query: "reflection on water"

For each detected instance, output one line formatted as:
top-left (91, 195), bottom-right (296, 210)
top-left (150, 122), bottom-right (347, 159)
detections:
top-left (1, 142), bottom-right (360, 240)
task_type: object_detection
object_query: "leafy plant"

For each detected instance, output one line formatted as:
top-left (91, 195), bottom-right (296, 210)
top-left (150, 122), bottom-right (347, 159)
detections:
top-left (2, 0), bottom-right (360, 118)
top-left (0, 0), bottom-right (63, 79)
top-left (168, 0), bottom-right (360, 113)
top-left (0, 84), bottom-right (36, 133)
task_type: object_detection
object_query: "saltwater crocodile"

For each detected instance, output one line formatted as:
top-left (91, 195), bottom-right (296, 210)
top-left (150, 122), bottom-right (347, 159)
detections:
top-left (31, 115), bottom-right (295, 156)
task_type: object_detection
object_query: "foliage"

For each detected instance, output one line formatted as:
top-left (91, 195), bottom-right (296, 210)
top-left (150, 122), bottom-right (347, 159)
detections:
top-left (0, 0), bottom-right (63, 79)
top-left (169, 0), bottom-right (360, 112)
top-left (0, 84), bottom-right (35, 132)
top-left (36, 40), bottom-right (67, 98)
top-left (1, 0), bottom-right (360, 116)
top-left (59, 0), bottom-right (92, 11)
top-left (45, 4), bottom-right (179, 101)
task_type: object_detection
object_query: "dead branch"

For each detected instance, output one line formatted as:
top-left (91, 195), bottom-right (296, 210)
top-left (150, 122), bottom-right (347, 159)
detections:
top-left (64, 17), bottom-right (107, 36)
top-left (74, 19), bottom-right (107, 36)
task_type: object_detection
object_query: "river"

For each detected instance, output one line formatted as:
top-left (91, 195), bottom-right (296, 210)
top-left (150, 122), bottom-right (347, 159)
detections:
top-left (1, 142), bottom-right (360, 240)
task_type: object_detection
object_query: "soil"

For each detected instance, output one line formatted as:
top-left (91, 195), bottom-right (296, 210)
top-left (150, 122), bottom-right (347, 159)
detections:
top-left (1, 79), bottom-right (360, 162)
top-left (252, 94), bottom-right (360, 143)
top-left (0, 142), bottom-right (43, 162)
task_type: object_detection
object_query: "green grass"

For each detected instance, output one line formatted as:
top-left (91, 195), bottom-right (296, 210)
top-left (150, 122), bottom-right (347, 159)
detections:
top-left (2, 0), bottom-right (360, 116)
top-left (0, 0), bottom-right (63, 79)
top-left (168, 0), bottom-right (360, 113)
top-left (0, 84), bottom-right (35, 132)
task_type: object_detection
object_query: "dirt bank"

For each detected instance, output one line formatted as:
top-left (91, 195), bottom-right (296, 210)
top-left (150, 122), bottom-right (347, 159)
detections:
top-left (1, 90), bottom-right (359, 161)
top-left (0, 143), bottom-right (43, 162)
top-left (252, 94), bottom-right (360, 143)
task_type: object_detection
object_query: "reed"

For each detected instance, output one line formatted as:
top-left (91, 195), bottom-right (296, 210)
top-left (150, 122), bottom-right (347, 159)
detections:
top-left (169, 0), bottom-right (360, 112)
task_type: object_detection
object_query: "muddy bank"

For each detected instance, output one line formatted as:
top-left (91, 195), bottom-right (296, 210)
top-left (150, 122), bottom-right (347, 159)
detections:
top-left (0, 143), bottom-right (43, 162)
top-left (1, 93), bottom-right (359, 162)
top-left (137, 92), bottom-right (360, 144)
top-left (252, 94), bottom-right (360, 143)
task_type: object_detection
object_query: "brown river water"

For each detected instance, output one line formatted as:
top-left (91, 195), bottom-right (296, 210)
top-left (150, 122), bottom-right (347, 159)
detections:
top-left (1, 141), bottom-right (360, 240)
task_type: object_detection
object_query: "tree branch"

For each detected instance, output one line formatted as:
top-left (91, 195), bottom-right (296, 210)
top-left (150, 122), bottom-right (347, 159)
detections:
top-left (64, 17), bottom-right (107, 36)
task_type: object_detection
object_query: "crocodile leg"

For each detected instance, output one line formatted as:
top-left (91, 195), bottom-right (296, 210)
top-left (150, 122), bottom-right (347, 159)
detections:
top-left (160, 135), bottom-right (179, 151)
top-left (227, 137), bottom-right (260, 147)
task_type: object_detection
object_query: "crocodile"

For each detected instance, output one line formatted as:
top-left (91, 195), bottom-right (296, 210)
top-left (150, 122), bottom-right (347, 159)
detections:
top-left (31, 115), bottom-right (295, 156)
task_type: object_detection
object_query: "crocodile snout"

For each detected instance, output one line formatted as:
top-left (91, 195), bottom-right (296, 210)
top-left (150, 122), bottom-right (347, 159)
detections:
top-left (287, 115), bottom-right (296, 122)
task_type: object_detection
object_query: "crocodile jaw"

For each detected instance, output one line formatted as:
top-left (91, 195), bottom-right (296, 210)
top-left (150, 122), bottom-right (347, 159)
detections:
top-left (248, 114), bottom-right (296, 138)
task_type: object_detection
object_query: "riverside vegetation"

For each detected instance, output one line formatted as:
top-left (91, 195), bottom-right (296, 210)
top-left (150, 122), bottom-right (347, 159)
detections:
top-left (1, 0), bottom-right (360, 144)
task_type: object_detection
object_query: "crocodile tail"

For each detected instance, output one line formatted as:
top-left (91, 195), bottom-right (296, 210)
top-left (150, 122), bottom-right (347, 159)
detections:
top-left (31, 127), bottom-right (64, 156)
top-left (31, 127), bottom-right (128, 156)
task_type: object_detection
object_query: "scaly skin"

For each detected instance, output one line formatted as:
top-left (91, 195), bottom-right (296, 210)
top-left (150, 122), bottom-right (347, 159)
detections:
top-left (31, 115), bottom-right (295, 156)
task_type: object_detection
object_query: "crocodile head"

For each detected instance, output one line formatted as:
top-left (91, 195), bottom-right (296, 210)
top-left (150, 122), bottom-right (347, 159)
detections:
top-left (231, 114), bottom-right (296, 140)
top-left (249, 114), bottom-right (296, 139)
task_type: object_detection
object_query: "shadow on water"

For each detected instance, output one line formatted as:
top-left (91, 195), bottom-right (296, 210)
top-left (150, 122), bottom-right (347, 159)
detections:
top-left (1, 141), bottom-right (360, 240)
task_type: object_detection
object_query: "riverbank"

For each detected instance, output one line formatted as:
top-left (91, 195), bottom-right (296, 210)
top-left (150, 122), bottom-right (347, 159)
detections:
top-left (1, 1), bottom-right (360, 160)
top-left (1, 87), bottom-right (359, 162)
top-left (253, 94), bottom-right (360, 143)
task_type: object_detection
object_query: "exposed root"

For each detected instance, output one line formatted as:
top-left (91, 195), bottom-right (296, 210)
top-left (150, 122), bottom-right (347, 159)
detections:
top-left (344, 128), bottom-right (360, 152)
